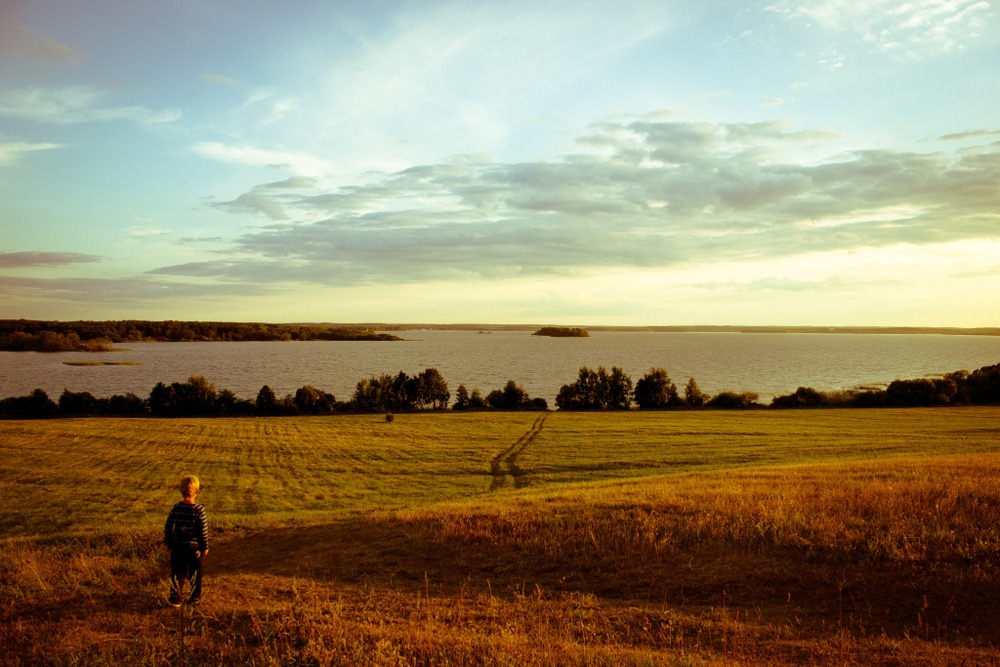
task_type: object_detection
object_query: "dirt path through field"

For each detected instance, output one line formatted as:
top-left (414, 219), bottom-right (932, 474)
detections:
top-left (489, 412), bottom-right (548, 490)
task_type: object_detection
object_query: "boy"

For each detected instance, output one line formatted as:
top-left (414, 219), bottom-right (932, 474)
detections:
top-left (164, 474), bottom-right (209, 607)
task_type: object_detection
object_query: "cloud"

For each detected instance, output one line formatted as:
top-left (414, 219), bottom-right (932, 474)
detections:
top-left (126, 227), bottom-right (171, 238)
top-left (0, 24), bottom-right (81, 62)
top-left (147, 259), bottom-right (304, 283)
top-left (0, 141), bottom-right (63, 167)
top-left (693, 274), bottom-right (885, 293)
top-left (234, 88), bottom-right (300, 127)
top-left (193, 141), bottom-right (332, 177)
top-left (158, 117), bottom-right (1000, 288)
top-left (211, 191), bottom-right (289, 221)
top-left (207, 176), bottom-right (319, 220)
top-left (0, 274), bottom-right (270, 307)
top-left (0, 252), bottom-right (101, 268)
top-left (300, 2), bottom-right (675, 164)
top-left (769, 0), bottom-right (993, 59)
top-left (940, 129), bottom-right (1000, 141)
top-left (201, 72), bottom-right (239, 86)
top-left (0, 87), bottom-right (181, 126)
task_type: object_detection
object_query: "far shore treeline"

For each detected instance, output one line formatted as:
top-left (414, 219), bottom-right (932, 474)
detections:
top-left (0, 319), bottom-right (400, 351)
top-left (5, 319), bottom-right (1000, 353)
top-left (1, 361), bottom-right (998, 419)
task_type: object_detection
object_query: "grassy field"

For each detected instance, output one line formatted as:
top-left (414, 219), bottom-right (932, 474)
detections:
top-left (2, 408), bottom-right (999, 665)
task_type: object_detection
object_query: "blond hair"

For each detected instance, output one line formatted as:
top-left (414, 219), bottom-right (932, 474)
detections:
top-left (179, 475), bottom-right (200, 499)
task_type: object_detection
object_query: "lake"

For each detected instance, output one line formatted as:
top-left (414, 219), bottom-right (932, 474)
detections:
top-left (3, 330), bottom-right (999, 406)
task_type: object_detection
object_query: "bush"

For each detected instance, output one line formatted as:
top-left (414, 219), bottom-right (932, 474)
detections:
top-left (771, 387), bottom-right (829, 408)
top-left (294, 385), bottom-right (337, 414)
top-left (884, 379), bottom-right (940, 407)
top-left (707, 391), bottom-right (759, 410)
top-left (486, 380), bottom-right (545, 410)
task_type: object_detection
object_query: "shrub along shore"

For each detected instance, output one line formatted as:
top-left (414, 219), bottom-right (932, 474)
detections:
top-left (1, 361), bottom-right (998, 419)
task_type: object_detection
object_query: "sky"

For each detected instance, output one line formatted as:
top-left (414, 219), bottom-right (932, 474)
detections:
top-left (1, 0), bottom-right (998, 327)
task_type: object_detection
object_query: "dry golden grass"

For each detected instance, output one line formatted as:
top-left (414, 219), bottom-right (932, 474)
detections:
top-left (2, 408), bottom-right (1000, 665)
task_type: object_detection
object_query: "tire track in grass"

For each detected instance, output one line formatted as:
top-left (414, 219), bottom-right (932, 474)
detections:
top-left (489, 413), bottom-right (549, 491)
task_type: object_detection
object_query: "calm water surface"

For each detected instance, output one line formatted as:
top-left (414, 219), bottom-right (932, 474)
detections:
top-left (2, 331), bottom-right (999, 405)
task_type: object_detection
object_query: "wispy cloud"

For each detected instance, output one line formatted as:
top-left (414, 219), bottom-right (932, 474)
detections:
top-left (940, 129), bottom-right (1000, 141)
top-left (210, 192), bottom-right (289, 221)
top-left (0, 275), bottom-right (267, 307)
top-left (155, 117), bottom-right (1000, 288)
top-left (236, 89), bottom-right (299, 126)
top-left (126, 226), bottom-right (171, 238)
top-left (0, 23), bottom-right (81, 62)
top-left (0, 141), bottom-right (63, 167)
top-left (201, 72), bottom-right (239, 87)
top-left (0, 87), bottom-right (181, 126)
top-left (300, 2), bottom-right (675, 165)
top-left (208, 176), bottom-right (320, 220)
top-left (769, 0), bottom-right (993, 59)
top-left (0, 251), bottom-right (101, 268)
top-left (193, 141), bottom-right (332, 177)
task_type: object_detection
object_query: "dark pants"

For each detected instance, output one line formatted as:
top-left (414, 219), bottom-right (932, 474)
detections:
top-left (169, 546), bottom-right (203, 602)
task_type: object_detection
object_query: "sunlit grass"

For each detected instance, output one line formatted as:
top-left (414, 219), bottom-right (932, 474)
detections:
top-left (2, 407), bottom-right (999, 665)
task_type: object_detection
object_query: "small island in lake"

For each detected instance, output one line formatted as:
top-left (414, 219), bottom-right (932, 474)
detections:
top-left (533, 326), bottom-right (589, 338)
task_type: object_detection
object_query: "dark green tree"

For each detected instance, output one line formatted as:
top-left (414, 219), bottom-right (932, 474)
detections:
top-left (256, 385), bottom-right (277, 415)
top-left (171, 375), bottom-right (217, 416)
top-left (294, 385), bottom-right (336, 414)
top-left (966, 363), bottom-right (1000, 403)
top-left (148, 382), bottom-right (176, 417)
top-left (633, 367), bottom-right (679, 409)
top-left (453, 384), bottom-right (470, 410)
top-left (0, 389), bottom-right (58, 418)
top-left (469, 387), bottom-right (486, 408)
top-left (59, 389), bottom-right (98, 416)
top-left (487, 380), bottom-right (531, 410)
top-left (104, 393), bottom-right (147, 416)
top-left (606, 366), bottom-right (633, 410)
top-left (884, 379), bottom-right (938, 407)
top-left (415, 368), bottom-right (450, 409)
top-left (556, 366), bottom-right (632, 410)
top-left (353, 372), bottom-right (415, 412)
top-left (684, 377), bottom-right (708, 407)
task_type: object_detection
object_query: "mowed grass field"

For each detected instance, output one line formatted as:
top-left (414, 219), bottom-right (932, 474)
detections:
top-left (2, 408), bottom-right (1000, 665)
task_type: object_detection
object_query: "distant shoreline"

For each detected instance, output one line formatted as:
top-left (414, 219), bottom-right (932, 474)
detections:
top-left (3, 319), bottom-right (999, 340)
top-left (320, 323), bottom-right (1000, 336)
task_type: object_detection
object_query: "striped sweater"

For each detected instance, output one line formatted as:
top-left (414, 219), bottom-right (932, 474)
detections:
top-left (164, 502), bottom-right (209, 551)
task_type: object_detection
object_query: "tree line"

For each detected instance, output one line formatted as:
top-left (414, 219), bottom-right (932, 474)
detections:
top-left (0, 319), bottom-right (399, 351)
top-left (1, 363), bottom-right (998, 419)
top-left (553, 364), bottom-right (1000, 410)
top-left (0, 370), bottom-right (548, 419)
